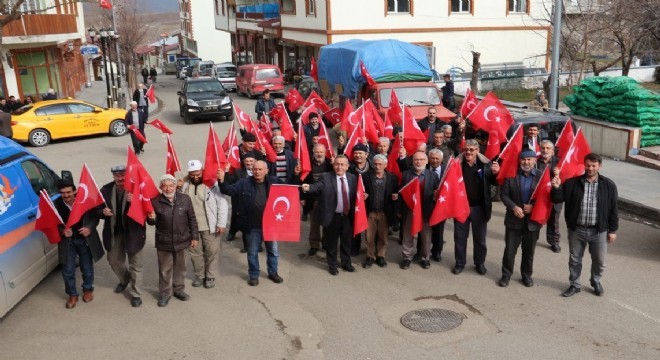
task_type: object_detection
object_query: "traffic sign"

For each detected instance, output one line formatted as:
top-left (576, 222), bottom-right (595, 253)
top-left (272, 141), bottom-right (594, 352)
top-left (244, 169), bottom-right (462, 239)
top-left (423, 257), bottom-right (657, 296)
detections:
top-left (80, 45), bottom-right (100, 55)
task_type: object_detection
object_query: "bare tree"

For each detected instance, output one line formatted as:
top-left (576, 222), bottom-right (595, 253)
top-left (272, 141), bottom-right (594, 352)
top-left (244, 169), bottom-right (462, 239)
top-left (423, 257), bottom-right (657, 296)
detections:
top-left (470, 51), bottom-right (480, 93)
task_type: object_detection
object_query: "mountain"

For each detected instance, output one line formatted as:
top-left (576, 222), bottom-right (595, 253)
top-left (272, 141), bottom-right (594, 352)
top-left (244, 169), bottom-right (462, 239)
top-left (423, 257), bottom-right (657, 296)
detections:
top-left (83, 0), bottom-right (179, 14)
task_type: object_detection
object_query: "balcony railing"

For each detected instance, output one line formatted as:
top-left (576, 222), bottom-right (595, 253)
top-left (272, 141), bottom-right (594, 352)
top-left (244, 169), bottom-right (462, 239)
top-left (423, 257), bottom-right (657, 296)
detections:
top-left (2, 14), bottom-right (78, 37)
top-left (236, 3), bottom-right (279, 20)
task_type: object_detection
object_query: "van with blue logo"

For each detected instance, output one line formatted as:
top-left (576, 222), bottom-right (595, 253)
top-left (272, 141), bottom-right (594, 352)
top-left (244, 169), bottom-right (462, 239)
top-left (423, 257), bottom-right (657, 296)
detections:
top-left (0, 136), bottom-right (70, 317)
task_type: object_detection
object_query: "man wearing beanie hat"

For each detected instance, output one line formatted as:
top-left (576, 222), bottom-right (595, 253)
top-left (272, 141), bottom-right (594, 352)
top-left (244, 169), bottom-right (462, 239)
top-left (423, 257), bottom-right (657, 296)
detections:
top-left (237, 132), bottom-right (266, 162)
top-left (147, 174), bottom-right (198, 307)
top-left (178, 160), bottom-right (228, 289)
top-left (498, 149), bottom-right (543, 288)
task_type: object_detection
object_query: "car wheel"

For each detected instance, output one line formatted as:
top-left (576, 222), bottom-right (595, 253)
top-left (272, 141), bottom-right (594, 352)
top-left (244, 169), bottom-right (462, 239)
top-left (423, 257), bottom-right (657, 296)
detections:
top-left (28, 129), bottom-right (51, 147)
top-left (246, 89), bottom-right (253, 99)
top-left (184, 114), bottom-right (193, 124)
top-left (109, 120), bottom-right (127, 136)
top-left (226, 112), bottom-right (234, 121)
top-left (179, 105), bottom-right (184, 117)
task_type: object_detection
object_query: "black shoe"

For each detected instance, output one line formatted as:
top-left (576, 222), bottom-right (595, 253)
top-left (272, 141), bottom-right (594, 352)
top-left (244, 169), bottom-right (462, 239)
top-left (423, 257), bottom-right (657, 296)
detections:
top-left (192, 278), bottom-right (204, 287)
top-left (248, 278), bottom-right (259, 286)
top-left (307, 248), bottom-right (319, 256)
top-left (376, 257), bottom-right (388, 268)
top-left (204, 278), bottom-right (215, 289)
top-left (130, 297), bottom-right (142, 307)
top-left (452, 266), bottom-right (464, 275)
top-left (476, 264), bottom-right (487, 275)
top-left (240, 248), bottom-right (247, 253)
top-left (592, 282), bottom-right (604, 296)
top-left (498, 277), bottom-right (510, 287)
top-left (268, 273), bottom-right (284, 283)
top-left (562, 285), bottom-right (581, 297)
top-left (400, 259), bottom-right (411, 270)
top-left (341, 264), bottom-right (356, 272)
top-left (258, 246), bottom-right (264, 253)
top-left (350, 250), bottom-right (360, 257)
top-left (173, 291), bottom-right (190, 301)
top-left (114, 282), bottom-right (127, 293)
top-left (522, 277), bottom-right (534, 287)
top-left (328, 268), bottom-right (338, 276)
top-left (412, 253), bottom-right (421, 261)
top-left (431, 254), bottom-right (441, 262)
top-left (550, 243), bottom-right (562, 253)
top-left (421, 259), bottom-right (431, 269)
top-left (225, 232), bottom-right (236, 241)
top-left (157, 296), bottom-right (170, 307)
top-left (363, 257), bottom-right (375, 269)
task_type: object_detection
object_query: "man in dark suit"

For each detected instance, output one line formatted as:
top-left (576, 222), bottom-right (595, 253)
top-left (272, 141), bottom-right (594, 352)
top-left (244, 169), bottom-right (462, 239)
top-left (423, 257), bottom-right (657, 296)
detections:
top-left (124, 101), bottom-right (148, 155)
top-left (132, 83), bottom-right (149, 118)
top-left (302, 155), bottom-right (358, 275)
top-left (498, 150), bottom-right (543, 288)
top-left (399, 151), bottom-right (440, 270)
top-left (427, 149), bottom-right (446, 261)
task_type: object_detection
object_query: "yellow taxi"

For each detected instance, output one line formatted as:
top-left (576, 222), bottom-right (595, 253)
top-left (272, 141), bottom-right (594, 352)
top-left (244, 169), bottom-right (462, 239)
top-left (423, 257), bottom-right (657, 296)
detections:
top-left (10, 99), bottom-right (128, 147)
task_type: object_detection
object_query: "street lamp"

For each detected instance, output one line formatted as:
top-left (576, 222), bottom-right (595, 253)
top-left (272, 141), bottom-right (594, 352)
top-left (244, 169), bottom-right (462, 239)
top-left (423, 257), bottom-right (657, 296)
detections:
top-left (114, 33), bottom-right (122, 89)
top-left (161, 33), bottom-right (167, 68)
top-left (88, 27), bottom-right (112, 108)
top-left (106, 28), bottom-right (117, 101)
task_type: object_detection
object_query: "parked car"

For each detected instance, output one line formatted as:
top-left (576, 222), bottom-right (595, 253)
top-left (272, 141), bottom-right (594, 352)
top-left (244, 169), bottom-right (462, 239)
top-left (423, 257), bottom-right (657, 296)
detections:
top-left (235, 64), bottom-right (284, 98)
top-left (0, 136), bottom-right (71, 318)
top-left (10, 99), bottom-right (128, 147)
top-left (214, 62), bottom-right (237, 92)
top-left (194, 60), bottom-right (215, 78)
top-left (178, 77), bottom-right (234, 124)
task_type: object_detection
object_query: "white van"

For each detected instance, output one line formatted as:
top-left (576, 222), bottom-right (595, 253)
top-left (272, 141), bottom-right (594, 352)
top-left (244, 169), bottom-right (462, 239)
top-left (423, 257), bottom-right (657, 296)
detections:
top-left (195, 60), bottom-right (215, 78)
top-left (213, 62), bottom-right (237, 92)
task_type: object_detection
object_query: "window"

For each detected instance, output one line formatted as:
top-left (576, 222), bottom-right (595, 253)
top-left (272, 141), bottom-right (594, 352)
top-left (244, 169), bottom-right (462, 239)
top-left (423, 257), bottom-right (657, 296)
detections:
top-left (508, 0), bottom-right (528, 14)
top-left (215, 0), bottom-right (219, 15)
top-left (387, 0), bottom-right (410, 14)
top-left (280, 0), bottom-right (296, 14)
top-left (20, 0), bottom-right (41, 14)
top-left (34, 105), bottom-right (69, 116)
top-left (451, 0), bottom-right (471, 13)
top-left (21, 160), bottom-right (59, 196)
top-left (306, 0), bottom-right (316, 15)
top-left (67, 103), bottom-right (95, 114)
top-left (256, 68), bottom-right (281, 80)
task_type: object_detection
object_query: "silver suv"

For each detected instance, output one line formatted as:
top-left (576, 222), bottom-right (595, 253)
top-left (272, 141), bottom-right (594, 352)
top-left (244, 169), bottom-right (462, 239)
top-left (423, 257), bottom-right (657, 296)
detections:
top-left (213, 62), bottom-right (237, 92)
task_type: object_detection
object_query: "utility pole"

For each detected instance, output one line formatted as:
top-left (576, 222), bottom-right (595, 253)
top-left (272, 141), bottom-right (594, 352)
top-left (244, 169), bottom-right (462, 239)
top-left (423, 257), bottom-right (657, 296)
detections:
top-left (549, 0), bottom-right (563, 109)
top-left (112, 5), bottom-right (126, 108)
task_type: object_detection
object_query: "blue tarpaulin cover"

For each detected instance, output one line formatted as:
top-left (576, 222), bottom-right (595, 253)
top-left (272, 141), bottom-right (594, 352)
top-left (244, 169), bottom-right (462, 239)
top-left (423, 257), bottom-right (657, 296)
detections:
top-left (318, 39), bottom-right (432, 98)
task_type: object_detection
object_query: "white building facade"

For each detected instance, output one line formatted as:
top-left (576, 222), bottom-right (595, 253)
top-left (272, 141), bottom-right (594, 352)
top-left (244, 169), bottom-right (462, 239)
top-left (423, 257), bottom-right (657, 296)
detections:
top-left (179, 0), bottom-right (232, 62)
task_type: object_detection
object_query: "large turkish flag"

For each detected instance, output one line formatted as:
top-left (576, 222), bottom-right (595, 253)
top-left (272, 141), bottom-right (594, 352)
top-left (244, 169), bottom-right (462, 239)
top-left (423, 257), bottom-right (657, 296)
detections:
top-left (263, 184), bottom-right (301, 241)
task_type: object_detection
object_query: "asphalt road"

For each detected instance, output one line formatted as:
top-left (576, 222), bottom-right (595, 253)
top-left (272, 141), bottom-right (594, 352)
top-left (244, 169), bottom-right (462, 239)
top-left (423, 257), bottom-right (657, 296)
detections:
top-left (1, 75), bottom-right (659, 360)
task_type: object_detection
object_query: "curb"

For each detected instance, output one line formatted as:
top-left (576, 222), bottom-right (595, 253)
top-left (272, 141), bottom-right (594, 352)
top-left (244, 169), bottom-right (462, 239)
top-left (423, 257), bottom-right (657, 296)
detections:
top-left (618, 197), bottom-right (660, 224)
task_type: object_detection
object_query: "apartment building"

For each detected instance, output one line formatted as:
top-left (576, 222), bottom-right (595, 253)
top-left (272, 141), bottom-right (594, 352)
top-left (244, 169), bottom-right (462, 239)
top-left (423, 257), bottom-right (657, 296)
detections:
top-left (1, 0), bottom-right (88, 100)
top-left (179, 0), bottom-right (232, 62)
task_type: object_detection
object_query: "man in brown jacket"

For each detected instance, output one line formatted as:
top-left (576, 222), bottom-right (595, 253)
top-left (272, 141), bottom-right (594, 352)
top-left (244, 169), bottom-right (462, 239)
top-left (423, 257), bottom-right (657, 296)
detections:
top-left (147, 174), bottom-right (199, 307)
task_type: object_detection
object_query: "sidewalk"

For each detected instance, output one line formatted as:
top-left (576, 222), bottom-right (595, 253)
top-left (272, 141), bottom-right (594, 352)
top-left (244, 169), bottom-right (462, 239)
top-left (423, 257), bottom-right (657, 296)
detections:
top-left (75, 80), bottom-right (159, 113)
top-left (600, 158), bottom-right (660, 223)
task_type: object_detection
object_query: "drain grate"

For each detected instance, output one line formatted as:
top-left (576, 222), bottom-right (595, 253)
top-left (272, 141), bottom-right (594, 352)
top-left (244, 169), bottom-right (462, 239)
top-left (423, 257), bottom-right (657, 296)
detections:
top-left (400, 308), bottom-right (466, 333)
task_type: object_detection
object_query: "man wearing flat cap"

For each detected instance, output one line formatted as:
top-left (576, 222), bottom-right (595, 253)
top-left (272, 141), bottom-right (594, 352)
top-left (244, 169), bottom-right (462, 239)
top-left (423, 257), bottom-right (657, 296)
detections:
top-left (178, 160), bottom-right (228, 289)
top-left (97, 165), bottom-right (147, 307)
top-left (498, 149), bottom-right (543, 288)
top-left (147, 175), bottom-right (198, 307)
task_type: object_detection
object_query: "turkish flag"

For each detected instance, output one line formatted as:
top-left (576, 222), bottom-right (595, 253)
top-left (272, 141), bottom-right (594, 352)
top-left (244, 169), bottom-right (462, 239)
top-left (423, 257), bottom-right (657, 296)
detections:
top-left (66, 164), bottom-right (105, 228)
top-left (258, 114), bottom-right (273, 142)
top-left (310, 56), bottom-right (318, 82)
top-left (399, 177), bottom-right (422, 235)
top-left (299, 103), bottom-right (317, 126)
top-left (128, 125), bottom-right (147, 143)
top-left (317, 119), bottom-right (335, 159)
top-left (353, 174), bottom-right (368, 236)
top-left (295, 120), bottom-right (312, 181)
top-left (362, 100), bottom-right (380, 145)
top-left (360, 60), bottom-right (377, 86)
top-left (386, 90), bottom-right (403, 126)
top-left (203, 123), bottom-right (228, 187)
top-left (146, 85), bottom-right (156, 103)
top-left (467, 91), bottom-right (514, 140)
top-left (365, 99), bottom-right (385, 139)
top-left (263, 184), bottom-right (301, 241)
top-left (285, 88), bottom-right (305, 112)
top-left (555, 119), bottom-right (575, 160)
top-left (227, 145), bottom-right (241, 171)
top-left (247, 118), bottom-right (278, 162)
top-left (558, 128), bottom-right (591, 182)
top-left (35, 189), bottom-right (64, 244)
top-left (460, 87), bottom-right (478, 118)
top-left (485, 129), bottom-right (504, 160)
top-left (401, 106), bottom-right (426, 154)
top-left (323, 107), bottom-right (341, 126)
top-left (303, 90), bottom-right (330, 113)
top-left (149, 118), bottom-right (173, 134)
top-left (383, 112), bottom-right (394, 139)
top-left (386, 137), bottom-right (402, 182)
top-left (339, 99), bottom-right (357, 134)
top-left (125, 146), bottom-right (140, 193)
top-left (430, 158), bottom-right (470, 225)
top-left (233, 103), bottom-right (252, 130)
top-left (530, 167), bottom-right (553, 225)
top-left (343, 125), bottom-right (365, 161)
top-left (496, 124), bottom-right (524, 185)
top-left (165, 135), bottom-right (181, 176)
top-left (222, 124), bottom-right (237, 153)
top-left (271, 102), bottom-right (296, 141)
top-left (127, 165), bottom-right (159, 225)
top-left (99, 0), bottom-right (112, 10)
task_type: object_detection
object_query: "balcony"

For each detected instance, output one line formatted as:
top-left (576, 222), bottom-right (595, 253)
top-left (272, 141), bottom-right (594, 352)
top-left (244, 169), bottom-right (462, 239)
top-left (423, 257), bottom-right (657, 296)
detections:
top-left (236, 3), bottom-right (280, 20)
top-left (2, 14), bottom-right (78, 37)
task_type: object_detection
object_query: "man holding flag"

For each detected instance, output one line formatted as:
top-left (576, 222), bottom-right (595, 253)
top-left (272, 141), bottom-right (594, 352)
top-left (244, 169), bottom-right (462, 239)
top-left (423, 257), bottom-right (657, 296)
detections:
top-left (97, 165), bottom-right (147, 307)
top-left (125, 101), bottom-right (148, 155)
top-left (54, 181), bottom-right (104, 309)
top-left (537, 140), bottom-right (563, 253)
top-left (498, 149), bottom-right (543, 288)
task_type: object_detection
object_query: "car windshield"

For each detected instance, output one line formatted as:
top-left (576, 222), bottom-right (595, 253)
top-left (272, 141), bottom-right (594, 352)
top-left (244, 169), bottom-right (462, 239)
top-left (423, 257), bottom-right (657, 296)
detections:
top-left (12, 105), bottom-right (33, 115)
top-left (215, 65), bottom-right (237, 77)
top-left (256, 68), bottom-right (280, 80)
top-left (187, 81), bottom-right (224, 93)
top-left (379, 86), bottom-right (441, 107)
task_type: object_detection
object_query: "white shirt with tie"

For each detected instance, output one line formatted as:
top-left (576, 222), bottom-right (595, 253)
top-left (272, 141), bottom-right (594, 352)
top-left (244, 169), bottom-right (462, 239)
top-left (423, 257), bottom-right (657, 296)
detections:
top-left (335, 175), bottom-right (350, 214)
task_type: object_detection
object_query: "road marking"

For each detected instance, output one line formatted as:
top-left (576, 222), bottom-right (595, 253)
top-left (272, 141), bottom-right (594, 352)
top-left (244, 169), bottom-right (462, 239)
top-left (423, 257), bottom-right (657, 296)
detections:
top-left (610, 298), bottom-right (660, 324)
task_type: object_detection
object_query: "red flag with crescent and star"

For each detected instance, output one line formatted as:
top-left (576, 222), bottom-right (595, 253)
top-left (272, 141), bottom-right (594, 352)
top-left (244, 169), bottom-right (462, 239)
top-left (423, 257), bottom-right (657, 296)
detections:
top-left (460, 87), bottom-right (478, 118)
top-left (530, 167), bottom-right (553, 225)
top-left (203, 122), bottom-right (228, 187)
top-left (222, 123), bottom-right (237, 153)
top-left (496, 124), bottom-right (524, 185)
top-left (310, 56), bottom-right (318, 82)
top-left (339, 99), bottom-right (356, 134)
top-left (146, 84), bottom-right (156, 103)
top-left (399, 177), bottom-right (422, 236)
top-left (299, 103), bottom-right (318, 126)
top-left (317, 119), bottom-right (335, 159)
top-left (360, 60), bottom-right (377, 87)
top-left (35, 189), bottom-right (64, 244)
top-left (386, 136), bottom-right (402, 182)
top-left (99, 0), bottom-right (112, 10)
top-left (343, 124), bottom-right (365, 161)
top-left (126, 165), bottom-right (159, 225)
top-left (302, 90), bottom-right (330, 113)
top-left (149, 118), bottom-right (172, 134)
top-left (466, 91), bottom-right (514, 140)
top-left (233, 103), bottom-right (252, 130)
top-left (295, 119), bottom-right (312, 181)
top-left (272, 102), bottom-right (296, 141)
top-left (353, 174), bottom-right (368, 236)
top-left (263, 184), bottom-right (300, 241)
top-left (430, 158), bottom-right (470, 225)
top-left (485, 129), bottom-right (504, 160)
top-left (285, 88), bottom-right (305, 112)
top-left (128, 125), bottom-right (147, 143)
top-left (558, 128), bottom-right (591, 182)
top-left (555, 118), bottom-right (575, 160)
top-left (66, 164), bottom-right (105, 228)
top-left (386, 90), bottom-right (403, 126)
top-left (323, 106), bottom-right (342, 126)
top-left (165, 135), bottom-right (181, 176)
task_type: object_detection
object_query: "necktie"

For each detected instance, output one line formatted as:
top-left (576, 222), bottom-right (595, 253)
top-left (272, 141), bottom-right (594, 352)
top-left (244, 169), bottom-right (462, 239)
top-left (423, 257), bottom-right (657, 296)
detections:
top-left (340, 177), bottom-right (349, 216)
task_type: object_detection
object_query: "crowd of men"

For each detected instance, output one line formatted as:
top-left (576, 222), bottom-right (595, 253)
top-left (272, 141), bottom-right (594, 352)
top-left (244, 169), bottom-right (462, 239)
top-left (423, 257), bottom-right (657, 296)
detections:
top-left (54, 100), bottom-right (618, 309)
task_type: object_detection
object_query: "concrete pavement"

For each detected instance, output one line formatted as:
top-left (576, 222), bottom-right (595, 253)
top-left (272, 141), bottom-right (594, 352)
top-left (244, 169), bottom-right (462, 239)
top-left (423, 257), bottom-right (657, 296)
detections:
top-left (75, 78), bottom-right (160, 114)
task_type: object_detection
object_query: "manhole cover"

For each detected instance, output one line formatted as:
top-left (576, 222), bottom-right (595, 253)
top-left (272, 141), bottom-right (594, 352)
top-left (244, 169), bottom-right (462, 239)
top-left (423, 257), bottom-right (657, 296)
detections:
top-left (400, 308), bottom-right (466, 333)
